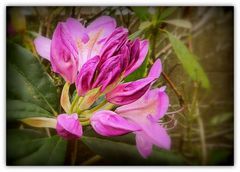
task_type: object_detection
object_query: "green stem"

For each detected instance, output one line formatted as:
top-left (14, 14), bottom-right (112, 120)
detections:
top-left (80, 120), bottom-right (90, 126)
top-left (80, 100), bottom-right (115, 118)
top-left (73, 97), bottom-right (84, 113)
top-left (89, 99), bottom-right (108, 112)
top-left (196, 102), bottom-right (207, 165)
top-left (70, 95), bottom-right (81, 113)
top-left (70, 139), bottom-right (78, 165)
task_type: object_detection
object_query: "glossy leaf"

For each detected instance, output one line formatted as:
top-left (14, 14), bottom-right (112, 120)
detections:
top-left (167, 32), bottom-right (210, 89)
top-left (82, 136), bottom-right (186, 165)
top-left (7, 42), bottom-right (59, 117)
top-left (7, 129), bottom-right (67, 165)
top-left (7, 100), bottom-right (53, 121)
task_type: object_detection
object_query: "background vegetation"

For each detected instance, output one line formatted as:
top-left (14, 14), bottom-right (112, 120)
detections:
top-left (7, 6), bottom-right (233, 165)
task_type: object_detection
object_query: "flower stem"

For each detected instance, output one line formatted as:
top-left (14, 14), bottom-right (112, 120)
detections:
top-left (80, 120), bottom-right (90, 126)
top-left (70, 139), bottom-right (78, 165)
top-left (70, 95), bottom-right (82, 113)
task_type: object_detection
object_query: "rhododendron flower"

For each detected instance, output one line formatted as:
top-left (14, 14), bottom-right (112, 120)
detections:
top-left (76, 27), bottom-right (149, 97)
top-left (90, 87), bottom-right (170, 158)
top-left (32, 16), bottom-right (171, 159)
top-left (34, 16), bottom-right (116, 83)
top-left (34, 16), bottom-right (150, 100)
top-left (56, 113), bottom-right (82, 139)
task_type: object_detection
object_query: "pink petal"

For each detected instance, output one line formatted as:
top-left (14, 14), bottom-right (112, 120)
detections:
top-left (116, 87), bottom-right (169, 120)
top-left (144, 87), bottom-right (169, 120)
top-left (75, 16), bottom-right (117, 67)
top-left (56, 113), bottom-right (82, 139)
top-left (65, 18), bottom-right (89, 44)
top-left (124, 40), bottom-right (149, 77)
top-left (93, 55), bottom-right (123, 92)
top-left (50, 22), bottom-right (79, 83)
top-left (90, 110), bottom-right (140, 136)
top-left (135, 131), bottom-right (153, 158)
top-left (106, 77), bottom-right (155, 105)
top-left (34, 36), bottom-right (51, 61)
top-left (76, 55), bottom-right (100, 96)
top-left (86, 16), bottom-right (116, 40)
top-left (137, 115), bottom-right (171, 150)
top-left (148, 59), bottom-right (162, 79)
top-left (106, 59), bottom-right (162, 105)
top-left (99, 27), bottom-right (128, 63)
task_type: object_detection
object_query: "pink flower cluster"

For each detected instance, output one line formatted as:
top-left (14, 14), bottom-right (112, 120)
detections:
top-left (34, 16), bottom-right (170, 158)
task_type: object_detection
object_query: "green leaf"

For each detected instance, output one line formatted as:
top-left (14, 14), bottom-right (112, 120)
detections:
top-left (210, 112), bottom-right (233, 126)
top-left (159, 7), bottom-right (177, 20)
top-left (163, 19), bottom-right (192, 29)
top-left (166, 32), bottom-right (210, 89)
top-left (128, 21), bottom-right (152, 40)
top-left (7, 42), bottom-right (59, 117)
top-left (7, 129), bottom-right (67, 165)
top-left (132, 7), bottom-right (151, 21)
top-left (82, 136), bottom-right (186, 165)
top-left (7, 100), bottom-right (53, 121)
top-left (124, 57), bottom-right (148, 82)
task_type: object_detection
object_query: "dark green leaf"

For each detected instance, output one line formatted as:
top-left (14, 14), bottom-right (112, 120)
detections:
top-left (7, 129), bottom-right (67, 165)
top-left (208, 149), bottom-right (233, 165)
top-left (84, 128), bottom-right (136, 145)
top-left (167, 32), bottom-right (210, 89)
top-left (7, 42), bottom-right (59, 117)
top-left (132, 7), bottom-right (151, 21)
top-left (7, 100), bottom-right (53, 121)
top-left (82, 136), bottom-right (186, 165)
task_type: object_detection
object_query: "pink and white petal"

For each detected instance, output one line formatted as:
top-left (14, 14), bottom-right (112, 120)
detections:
top-left (139, 115), bottom-right (171, 150)
top-left (86, 16), bottom-right (116, 39)
top-left (90, 110), bottom-right (140, 136)
top-left (65, 18), bottom-right (89, 44)
top-left (144, 87), bottom-right (169, 120)
top-left (34, 36), bottom-right (51, 61)
top-left (116, 88), bottom-right (169, 120)
top-left (50, 22), bottom-right (79, 83)
top-left (106, 77), bottom-right (155, 105)
top-left (125, 114), bottom-right (171, 150)
top-left (135, 131), bottom-right (153, 158)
